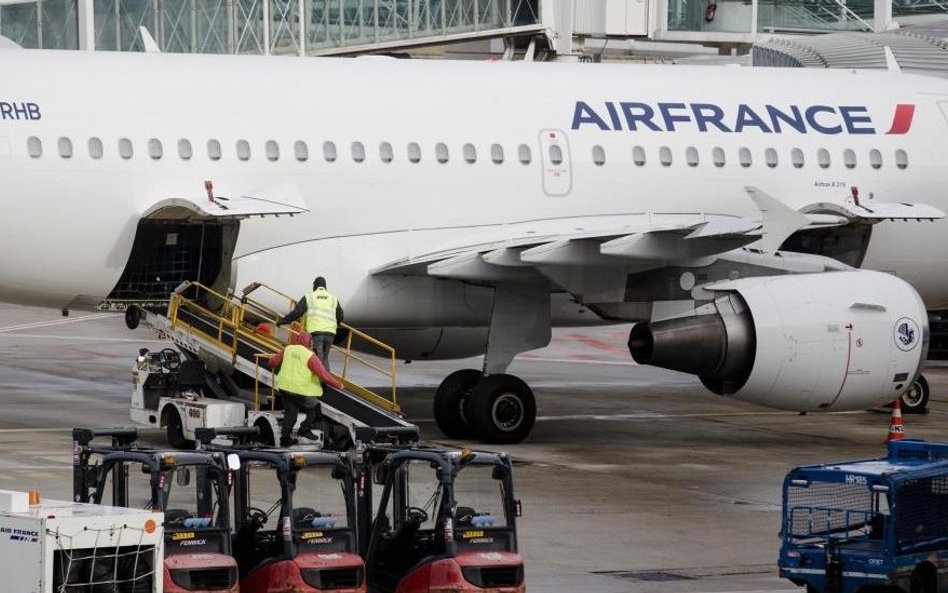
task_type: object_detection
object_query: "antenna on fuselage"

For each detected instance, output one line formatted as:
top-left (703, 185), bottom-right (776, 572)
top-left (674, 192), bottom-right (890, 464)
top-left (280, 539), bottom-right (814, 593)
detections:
top-left (139, 26), bottom-right (160, 53)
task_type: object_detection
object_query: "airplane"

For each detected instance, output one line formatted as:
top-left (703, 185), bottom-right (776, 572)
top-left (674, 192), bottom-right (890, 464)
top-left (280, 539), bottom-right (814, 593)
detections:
top-left (0, 48), bottom-right (944, 444)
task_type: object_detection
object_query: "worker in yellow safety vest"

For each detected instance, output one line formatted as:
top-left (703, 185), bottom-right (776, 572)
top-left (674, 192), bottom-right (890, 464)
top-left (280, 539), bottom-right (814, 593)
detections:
top-left (276, 276), bottom-right (344, 371)
top-left (268, 331), bottom-right (342, 447)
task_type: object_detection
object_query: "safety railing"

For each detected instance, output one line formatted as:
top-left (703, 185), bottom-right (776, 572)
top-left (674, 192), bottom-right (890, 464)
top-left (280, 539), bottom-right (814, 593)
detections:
top-left (166, 280), bottom-right (399, 414)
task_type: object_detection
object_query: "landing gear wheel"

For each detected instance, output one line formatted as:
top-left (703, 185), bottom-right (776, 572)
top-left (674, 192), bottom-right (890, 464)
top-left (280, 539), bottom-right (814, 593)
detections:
top-left (433, 369), bottom-right (481, 439)
top-left (163, 408), bottom-right (193, 450)
top-left (466, 374), bottom-right (536, 444)
top-left (901, 375), bottom-right (930, 414)
top-left (124, 306), bottom-right (140, 330)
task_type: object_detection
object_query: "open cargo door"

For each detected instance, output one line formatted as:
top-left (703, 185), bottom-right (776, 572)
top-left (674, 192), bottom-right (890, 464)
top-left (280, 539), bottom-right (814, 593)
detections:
top-left (102, 181), bottom-right (307, 311)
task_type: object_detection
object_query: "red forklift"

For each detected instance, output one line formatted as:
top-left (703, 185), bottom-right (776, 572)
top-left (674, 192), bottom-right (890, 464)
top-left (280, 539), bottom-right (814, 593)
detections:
top-left (354, 427), bottom-right (526, 593)
top-left (72, 427), bottom-right (241, 593)
top-left (195, 427), bottom-right (366, 593)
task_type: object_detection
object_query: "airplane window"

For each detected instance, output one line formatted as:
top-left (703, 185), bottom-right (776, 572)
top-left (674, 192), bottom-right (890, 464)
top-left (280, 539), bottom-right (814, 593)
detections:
top-left (351, 141), bottom-right (365, 163)
top-left (58, 137), bottom-right (73, 159)
top-left (177, 139), bottom-right (192, 161)
top-left (659, 146), bottom-right (672, 167)
top-left (592, 145), bottom-right (606, 166)
top-left (791, 148), bottom-right (804, 169)
top-left (88, 137), bottom-right (103, 160)
top-left (435, 142), bottom-right (449, 164)
top-left (266, 140), bottom-right (280, 162)
top-left (27, 136), bottom-right (42, 158)
top-left (294, 140), bottom-right (308, 162)
top-left (844, 148), bottom-right (856, 169)
top-left (463, 143), bottom-right (477, 164)
top-left (379, 142), bottom-right (393, 163)
top-left (491, 143), bottom-right (504, 164)
top-left (323, 141), bottom-right (337, 163)
top-left (207, 139), bottom-right (222, 161)
top-left (869, 149), bottom-right (882, 169)
top-left (148, 138), bottom-right (163, 160)
top-left (895, 149), bottom-right (908, 170)
top-left (549, 144), bottom-right (563, 166)
top-left (765, 147), bottom-right (778, 168)
top-left (517, 144), bottom-right (531, 165)
top-left (712, 146), bottom-right (725, 168)
top-left (632, 145), bottom-right (646, 166)
top-left (118, 138), bottom-right (133, 160)
top-left (738, 147), bottom-right (752, 168)
top-left (408, 142), bottom-right (421, 163)
top-left (236, 139), bottom-right (250, 161)
top-left (817, 148), bottom-right (830, 169)
top-left (686, 146), bottom-right (699, 167)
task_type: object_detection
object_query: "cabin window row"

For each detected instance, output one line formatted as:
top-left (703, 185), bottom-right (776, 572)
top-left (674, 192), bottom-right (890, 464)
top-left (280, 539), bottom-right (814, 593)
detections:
top-left (590, 144), bottom-right (909, 170)
top-left (25, 136), bottom-right (538, 165)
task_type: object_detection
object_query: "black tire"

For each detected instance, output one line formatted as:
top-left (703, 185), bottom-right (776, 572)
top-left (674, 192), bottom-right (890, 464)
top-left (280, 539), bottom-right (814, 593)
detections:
top-left (433, 369), bottom-right (481, 439)
top-left (466, 374), bottom-right (536, 444)
top-left (124, 306), bottom-right (140, 330)
top-left (901, 375), bottom-right (930, 414)
top-left (163, 408), bottom-right (193, 450)
top-left (255, 418), bottom-right (275, 447)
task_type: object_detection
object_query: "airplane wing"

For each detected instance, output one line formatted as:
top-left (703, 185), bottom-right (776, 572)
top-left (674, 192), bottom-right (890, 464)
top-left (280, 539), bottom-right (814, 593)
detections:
top-left (371, 214), bottom-right (763, 282)
top-left (373, 189), bottom-right (943, 289)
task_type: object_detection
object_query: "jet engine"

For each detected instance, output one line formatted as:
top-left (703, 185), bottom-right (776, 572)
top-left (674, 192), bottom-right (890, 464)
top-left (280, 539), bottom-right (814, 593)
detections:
top-left (628, 271), bottom-right (928, 412)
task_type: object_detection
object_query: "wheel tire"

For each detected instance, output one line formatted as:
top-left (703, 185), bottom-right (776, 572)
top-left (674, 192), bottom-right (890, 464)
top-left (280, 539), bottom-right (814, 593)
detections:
top-left (124, 306), bottom-right (140, 330)
top-left (433, 369), bottom-right (481, 439)
top-left (467, 374), bottom-right (536, 444)
top-left (163, 408), bottom-right (193, 450)
top-left (255, 419), bottom-right (275, 447)
top-left (901, 375), bottom-right (930, 415)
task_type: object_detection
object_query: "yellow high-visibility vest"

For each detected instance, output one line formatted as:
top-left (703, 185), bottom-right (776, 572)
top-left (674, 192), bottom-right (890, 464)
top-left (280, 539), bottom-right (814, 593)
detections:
top-left (304, 288), bottom-right (338, 334)
top-left (276, 344), bottom-right (323, 397)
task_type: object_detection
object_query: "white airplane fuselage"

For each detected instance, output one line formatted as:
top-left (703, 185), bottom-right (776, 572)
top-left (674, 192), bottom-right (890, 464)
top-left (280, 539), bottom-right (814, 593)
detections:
top-left (1, 50), bottom-right (947, 325)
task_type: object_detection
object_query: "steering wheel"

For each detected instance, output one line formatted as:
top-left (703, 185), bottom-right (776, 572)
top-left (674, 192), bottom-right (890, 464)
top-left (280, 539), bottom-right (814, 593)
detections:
top-left (406, 506), bottom-right (428, 524)
top-left (246, 507), bottom-right (269, 531)
top-left (160, 348), bottom-right (181, 371)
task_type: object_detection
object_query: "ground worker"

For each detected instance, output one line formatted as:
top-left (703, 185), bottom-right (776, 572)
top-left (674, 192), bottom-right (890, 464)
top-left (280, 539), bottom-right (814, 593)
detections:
top-left (277, 276), bottom-right (343, 371)
top-left (268, 331), bottom-right (342, 447)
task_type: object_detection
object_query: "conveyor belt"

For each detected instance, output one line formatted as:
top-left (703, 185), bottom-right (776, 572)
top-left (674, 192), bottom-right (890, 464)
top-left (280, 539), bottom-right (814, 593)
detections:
top-left (162, 304), bottom-right (413, 432)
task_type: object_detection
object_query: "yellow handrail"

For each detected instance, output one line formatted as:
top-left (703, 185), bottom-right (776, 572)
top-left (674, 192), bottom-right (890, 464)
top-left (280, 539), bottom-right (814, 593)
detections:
top-left (164, 280), bottom-right (400, 415)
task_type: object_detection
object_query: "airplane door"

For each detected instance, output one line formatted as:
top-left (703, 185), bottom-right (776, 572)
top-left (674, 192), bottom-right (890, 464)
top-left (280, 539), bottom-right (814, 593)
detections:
top-left (539, 129), bottom-right (572, 197)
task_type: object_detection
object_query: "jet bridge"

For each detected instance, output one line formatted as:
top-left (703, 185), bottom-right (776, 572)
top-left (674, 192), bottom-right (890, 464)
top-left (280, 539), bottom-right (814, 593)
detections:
top-left (136, 280), bottom-right (415, 447)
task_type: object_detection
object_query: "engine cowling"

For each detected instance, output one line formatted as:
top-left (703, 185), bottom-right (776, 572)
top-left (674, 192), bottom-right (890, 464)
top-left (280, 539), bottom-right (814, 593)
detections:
top-left (628, 271), bottom-right (928, 412)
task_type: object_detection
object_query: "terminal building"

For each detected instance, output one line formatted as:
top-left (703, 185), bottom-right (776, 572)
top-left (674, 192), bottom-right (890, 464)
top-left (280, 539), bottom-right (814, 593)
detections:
top-left (2, 0), bottom-right (948, 60)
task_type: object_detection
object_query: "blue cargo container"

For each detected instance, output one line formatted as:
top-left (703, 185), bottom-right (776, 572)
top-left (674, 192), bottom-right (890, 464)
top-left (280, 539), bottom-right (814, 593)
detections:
top-left (779, 440), bottom-right (948, 593)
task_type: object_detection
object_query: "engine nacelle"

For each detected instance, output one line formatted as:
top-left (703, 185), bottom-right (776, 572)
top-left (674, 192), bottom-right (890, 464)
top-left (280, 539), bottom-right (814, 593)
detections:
top-left (629, 271), bottom-right (928, 412)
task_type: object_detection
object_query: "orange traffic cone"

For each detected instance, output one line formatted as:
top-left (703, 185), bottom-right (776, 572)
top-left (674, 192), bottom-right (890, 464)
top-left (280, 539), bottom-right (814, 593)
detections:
top-left (885, 399), bottom-right (905, 443)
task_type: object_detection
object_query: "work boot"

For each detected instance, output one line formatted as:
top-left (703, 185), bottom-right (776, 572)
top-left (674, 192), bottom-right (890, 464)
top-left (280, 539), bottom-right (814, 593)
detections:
top-left (280, 437), bottom-right (299, 448)
top-left (298, 429), bottom-right (320, 441)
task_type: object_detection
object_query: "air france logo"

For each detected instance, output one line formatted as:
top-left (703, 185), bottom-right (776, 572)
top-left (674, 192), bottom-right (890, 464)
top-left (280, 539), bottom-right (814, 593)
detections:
top-left (570, 101), bottom-right (915, 135)
top-left (894, 317), bottom-right (920, 351)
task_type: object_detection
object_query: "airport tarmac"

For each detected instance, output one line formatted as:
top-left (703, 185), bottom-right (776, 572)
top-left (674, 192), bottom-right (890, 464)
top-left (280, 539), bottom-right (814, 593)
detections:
top-left (2, 302), bottom-right (946, 593)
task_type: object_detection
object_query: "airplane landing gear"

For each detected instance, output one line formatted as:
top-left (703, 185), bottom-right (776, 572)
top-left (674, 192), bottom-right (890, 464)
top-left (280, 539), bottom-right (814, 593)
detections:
top-left (433, 369), bottom-right (480, 439)
top-left (433, 280), bottom-right (550, 444)
top-left (433, 371), bottom-right (536, 444)
top-left (901, 374), bottom-right (930, 414)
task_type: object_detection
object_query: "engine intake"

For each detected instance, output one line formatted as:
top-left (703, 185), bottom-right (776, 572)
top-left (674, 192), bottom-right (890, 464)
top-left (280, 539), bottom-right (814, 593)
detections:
top-left (629, 293), bottom-right (756, 394)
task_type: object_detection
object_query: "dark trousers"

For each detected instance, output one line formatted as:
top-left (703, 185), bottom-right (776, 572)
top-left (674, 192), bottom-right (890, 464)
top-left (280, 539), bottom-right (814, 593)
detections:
top-left (310, 332), bottom-right (334, 371)
top-left (280, 391), bottom-right (322, 442)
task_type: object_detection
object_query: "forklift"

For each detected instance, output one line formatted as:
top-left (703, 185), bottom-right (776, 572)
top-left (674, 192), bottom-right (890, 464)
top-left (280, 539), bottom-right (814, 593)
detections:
top-left (354, 428), bottom-right (526, 593)
top-left (72, 427), bottom-right (241, 593)
top-left (195, 427), bottom-right (366, 593)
